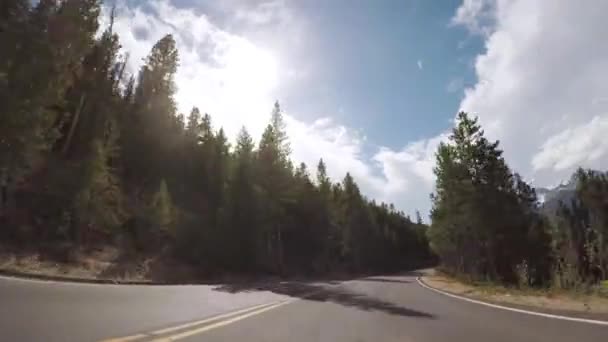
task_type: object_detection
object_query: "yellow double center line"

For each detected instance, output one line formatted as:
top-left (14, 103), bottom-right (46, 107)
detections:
top-left (101, 299), bottom-right (296, 342)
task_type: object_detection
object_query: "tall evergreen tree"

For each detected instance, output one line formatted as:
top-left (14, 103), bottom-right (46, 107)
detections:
top-left (220, 127), bottom-right (258, 271)
top-left (148, 179), bottom-right (175, 235)
top-left (0, 0), bottom-right (101, 214)
top-left (429, 112), bottom-right (550, 283)
top-left (122, 34), bottom-right (179, 186)
top-left (270, 101), bottom-right (291, 162)
top-left (0, 7), bottom-right (434, 280)
top-left (72, 140), bottom-right (125, 242)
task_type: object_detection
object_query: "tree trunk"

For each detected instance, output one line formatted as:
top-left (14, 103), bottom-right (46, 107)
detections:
top-left (62, 94), bottom-right (86, 156)
top-left (277, 224), bottom-right (284, 275)
top-left (0, 168), bottom-right (7, 217)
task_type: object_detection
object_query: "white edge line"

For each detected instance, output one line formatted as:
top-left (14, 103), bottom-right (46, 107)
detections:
top-left (0, 274), bottom-right (140, 287)
top-left (416, 276), bottom-right (608, 326)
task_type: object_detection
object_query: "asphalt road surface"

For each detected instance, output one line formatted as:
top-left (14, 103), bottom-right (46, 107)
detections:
top-left (1, 271), bottom-right (606, 341)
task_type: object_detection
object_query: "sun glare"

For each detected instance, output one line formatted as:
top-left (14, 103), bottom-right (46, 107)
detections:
top-left (222, 41), bottom-right (279, 96)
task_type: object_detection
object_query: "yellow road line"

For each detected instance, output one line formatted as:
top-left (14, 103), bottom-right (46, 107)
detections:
top-left (149, 302), bottom-right (279, 336)
top-left (150, 299), bottom-right (296, 341)
top-left (102, 334), bottom-right (148, 342)
top-left (100, 301), bottom-right (281, 342)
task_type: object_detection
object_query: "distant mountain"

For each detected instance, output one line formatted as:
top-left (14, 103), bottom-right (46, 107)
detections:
top-left (536, 180), bottom-right (577, 217)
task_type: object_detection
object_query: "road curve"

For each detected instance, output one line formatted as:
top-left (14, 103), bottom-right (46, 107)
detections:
top-left (0, 275), bottom-right (289, 341)
top-left (1, 272), bottom-right (606, 341)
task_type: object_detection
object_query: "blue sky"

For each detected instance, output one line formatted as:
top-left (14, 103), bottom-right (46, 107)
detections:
top-left (108, 0), bottom-right (608, 218)
top-left (276, 1), bottom-right (481, 146)
top-left (171, 0), bottom-right (483, 146)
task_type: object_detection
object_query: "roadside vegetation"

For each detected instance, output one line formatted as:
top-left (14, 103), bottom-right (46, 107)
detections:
top-left (0, 1), bottom-right (432, 281)
top-left (423, 272), bottom-right (608, 316)
top-left (428, 113), bottom-right (608, 296)
top-left (2, 1), bottom-right (604, 294)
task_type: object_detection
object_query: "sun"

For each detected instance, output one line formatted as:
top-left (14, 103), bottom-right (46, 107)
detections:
top-left (222, 40), bottom-right (279, 97)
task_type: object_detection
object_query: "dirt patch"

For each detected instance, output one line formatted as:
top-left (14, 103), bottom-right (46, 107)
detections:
top-left (0, 245), bottom-right (203, 284)
top-left (422, 274), bottom-right (608, 316)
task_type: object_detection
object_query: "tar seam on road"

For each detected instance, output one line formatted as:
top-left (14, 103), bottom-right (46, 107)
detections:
top-left (416, 276), bottom-right (608, 326)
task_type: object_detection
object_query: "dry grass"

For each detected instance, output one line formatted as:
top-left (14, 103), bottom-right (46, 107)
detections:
top-left (423, 273), bottom-right (608, 314)
top-left (0, 246), bottom-right (168, 283)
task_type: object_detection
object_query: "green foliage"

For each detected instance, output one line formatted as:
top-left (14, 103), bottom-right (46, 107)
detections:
top-left (72, 140), bottom-right (125, 233)
top-left (148, 179), bottom-right (174, 234)
top-left (1, 8), bottom-right (431, 278)
top-left (122, 34), bottom-right (179, 186)
top-left (429, 112), bottom-right (552, 284)
top-left (0, 0), bottom-right (101, 185)
top-left (429, 113), bottom-right (608, 290)
top-left (550, 169), bottom-right (608, 288)
top-left (217, 127), bottom-right (258, 271)
top-left (316, 158), bottom-right (331, 196)
top-left (270, 101), bottom-right (291, 160)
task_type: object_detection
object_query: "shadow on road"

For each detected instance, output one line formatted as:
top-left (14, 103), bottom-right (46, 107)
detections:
top-left (213, 280), bottom-right (435, 319)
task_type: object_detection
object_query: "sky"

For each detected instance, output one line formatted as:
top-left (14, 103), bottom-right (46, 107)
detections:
top-left (104, 0), bottom-right (608, 219)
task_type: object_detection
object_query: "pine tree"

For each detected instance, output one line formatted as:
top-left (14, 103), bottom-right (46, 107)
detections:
top-left (59, 16), bottom-right (122, 158)
top-left (72, 140), bottom-right (124, 242)
top-left (429, 112), bottom-right (548, 283)
top-left (209, 127), bottom-right (229, 219)
top-left (0, 2), bottom-right (437, 279)
top-left (316, 158), bottom-right (331, 195)
top-left (339, 173), bottom-right (366, 270)
top-left (220, 127), bottom-right (258, 270)
top-left (552, 169), bottom-right (608, 286)
top-left (149, 179), bottom-right (174, 234)
top-left (255, 102), bottom-right (296, 274)
top-left (122, 34), bottom-right (179, 186)
top-left (186, 107), bottom-right (202, 139)
top-left (270, 101), bottom-right (291, 162)
top-left (415, 210), bottom-right (423, 225)
top-left (294, 162), bottom-right (309, 180)
top-left (1, 0), bottom-right (101, 213)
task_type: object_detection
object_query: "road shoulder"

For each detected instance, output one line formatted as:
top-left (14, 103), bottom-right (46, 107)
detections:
top-left (419, 274), bottom-right (608, 323)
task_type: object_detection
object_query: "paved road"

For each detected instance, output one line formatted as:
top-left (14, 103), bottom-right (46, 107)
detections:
top-left (1, 272), bottom-right (606, 341)
top-left (0, 275), bottom-right (290, 341)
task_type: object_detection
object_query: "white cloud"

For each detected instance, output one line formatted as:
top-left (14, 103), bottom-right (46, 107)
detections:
top-left (532, 115), bottom-right (608, 172)
top-left (102, 0), bottom-right (608, 219)
top-left (378, 0), bottom-right (608, 216)
top-left (451, 0), bottom-right (496, 36)
top-left (108, 0), bottom-right (283, 140)
top-left (234, 0), bottom-right (291, 26)
top-left (290, 114), bottom-right (440, 216)
top-left (106, 0), bottom-right (433, 214)
top-left (287, 116), bottom-right (385, 193)
top-left (453, 0), bottom-right (608, 188)
top-left (373, 134), bottom-right (448, 215)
